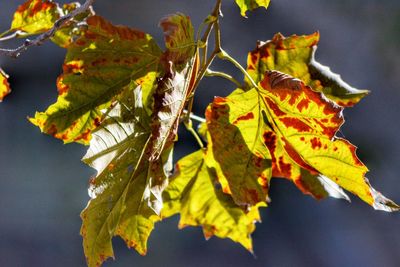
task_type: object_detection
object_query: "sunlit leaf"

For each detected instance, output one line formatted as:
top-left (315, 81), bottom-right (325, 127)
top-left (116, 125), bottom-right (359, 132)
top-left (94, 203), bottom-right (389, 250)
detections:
top-left (162, 150), bottom-right (264, 251)
top-left (258, 71), bottom-right (398, 210)
top-left (148, 13), bottom-right (198, 161)
top-left (81, 86), bottom-right (172, 267)
top-left (235, 0), bottom-right (271, 17)
top-left (30, 15), bottom-right (162, 144)
top-left (0, 68), bottom-right (11, 102)
top-left (10, 0), bottom-right (60, 35)
top-left (247, 32), bottom-right (369, 107)
top-left (204, 89), bottom-right (271, 206)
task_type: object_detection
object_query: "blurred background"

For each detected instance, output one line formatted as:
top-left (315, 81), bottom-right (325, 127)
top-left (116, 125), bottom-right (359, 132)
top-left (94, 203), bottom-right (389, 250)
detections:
top-left (1, 0), bottom-right (399, 266)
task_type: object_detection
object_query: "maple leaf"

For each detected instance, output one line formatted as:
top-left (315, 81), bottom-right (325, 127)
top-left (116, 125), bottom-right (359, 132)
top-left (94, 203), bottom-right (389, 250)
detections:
top-left (234, 0), bottom-right (271, 17)
top-left (205, 87), bottom-right (349, 201)
top-left (246, 32), bottom-right (369, 107)
top-left (30, 15), bottom-right (162, 144)
top-left (81, 86), bottom-right (172, 267)
top-left (80, 13), bottom-right (200, 266)
top-left (0, 68), bottom-right (11, 102)
top-left (162, 150), bottom-right (264, 251)
top-left (236, 70), bottom-right (398, 210)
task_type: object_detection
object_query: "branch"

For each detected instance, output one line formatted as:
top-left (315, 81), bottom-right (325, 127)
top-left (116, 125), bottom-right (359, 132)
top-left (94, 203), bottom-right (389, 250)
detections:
top-left (0, 0), bottom-right (95, 58)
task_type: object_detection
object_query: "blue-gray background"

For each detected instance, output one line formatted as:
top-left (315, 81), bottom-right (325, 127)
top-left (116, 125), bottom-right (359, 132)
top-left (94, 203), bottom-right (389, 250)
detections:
top-left (0, 0), bottom-right (399, 266)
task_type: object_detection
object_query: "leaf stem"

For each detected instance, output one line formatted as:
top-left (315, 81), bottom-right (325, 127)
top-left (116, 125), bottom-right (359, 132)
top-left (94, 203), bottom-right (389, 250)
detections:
top-left (183, 110), bottom-right (206, 123)
top-left (205, 69), bottom-right (242, 87)
top-left (217, 49), bottom-right (259, 89)
top-left (183, 119), bottom-right (204, 148)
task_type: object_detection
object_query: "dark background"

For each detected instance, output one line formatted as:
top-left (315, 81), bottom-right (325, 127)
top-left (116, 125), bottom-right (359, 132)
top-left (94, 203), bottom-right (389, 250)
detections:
top-left (1, 0), bottom-right (399, 266)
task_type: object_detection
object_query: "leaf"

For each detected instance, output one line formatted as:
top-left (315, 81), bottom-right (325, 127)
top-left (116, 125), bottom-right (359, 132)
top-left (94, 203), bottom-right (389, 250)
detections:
top-left (0, 68), bottom-right (11, 102)
top-left (204, 89), bottom-right (271, 206)
top-left (246, 32), bottom-right (369, 107)
top-left (81, 86), bottom-right (173, 267)
top-left (159, 13), bottom-right (196, 64)
top-left (162, 150), bottom-right (264, 251)
top-left (50, 3), bottom-right (96, 48)
top-left (234, 0), bottom-right (271, 17)
top-left (10, 0), bottom-right (60, 35)
top-left (8, 0), bottom-right (93, 47)
top-left (30, 15), bottom-right (162, 144)
top-left (148, 13), bottom-right (198, 161)
top-left (80, 13), bottom-right (200, 266)
top-left (206, 87), bottom-right (347, 201)
top-left (257, 71), bottom-right (398, 210)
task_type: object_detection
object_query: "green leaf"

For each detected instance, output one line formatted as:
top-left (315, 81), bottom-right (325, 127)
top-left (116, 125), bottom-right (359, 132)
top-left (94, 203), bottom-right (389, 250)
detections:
top-left (80, 12), bottom-right (201, 266)
top-left (257, 71), bottom-right (398, 210)
top-left (0, 68), bottom-right (11, 102)
top-left (235, 0), bottom-right (271, 17)
top-left (81, 86), bottom-right (173, 267)
top-left (162, 150), bottom-right (264, 251)
top-left (247, 32), bottom-right (369, 107)
top-left (10, 0), bottom-right (60, 35)
top-left (30, 15), bottom-right (162, 144)
top-left (204, 89), bottom-right (271, 206)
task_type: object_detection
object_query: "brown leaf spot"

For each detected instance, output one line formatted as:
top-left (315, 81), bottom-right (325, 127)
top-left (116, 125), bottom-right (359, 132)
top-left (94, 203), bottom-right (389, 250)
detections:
top-left (310, 137), bottom-right (322, 149)
top-left (233, 112), bottom-right (254, 125)
top-left (56, 76), bottom-right (69, 95)
top-left (283, 140), bottom-right (318, 174)
top-left (278, 156), bottom-right (292, 177)
top-left (280, 118), bottom-right (312, 132)
top-left (246, 189), bottom-right (261, 204)
top-left (265, 97), bottom-right (286, 116)
top-left (297, 99), bottom-right (309, 112)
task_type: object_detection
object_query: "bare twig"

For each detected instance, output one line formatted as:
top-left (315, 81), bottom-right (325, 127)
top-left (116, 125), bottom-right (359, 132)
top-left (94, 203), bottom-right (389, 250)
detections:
top-left (0, 0), bottom-right (95, 58)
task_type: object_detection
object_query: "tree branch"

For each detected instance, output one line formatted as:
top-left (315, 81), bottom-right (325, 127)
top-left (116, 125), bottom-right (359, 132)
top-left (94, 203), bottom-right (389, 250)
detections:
top-left (0, 0), bottom-right (95, 58)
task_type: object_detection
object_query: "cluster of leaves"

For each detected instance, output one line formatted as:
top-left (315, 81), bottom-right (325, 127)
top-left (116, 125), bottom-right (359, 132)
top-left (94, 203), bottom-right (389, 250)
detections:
top-left (0, 0), bottom-right (398, 266)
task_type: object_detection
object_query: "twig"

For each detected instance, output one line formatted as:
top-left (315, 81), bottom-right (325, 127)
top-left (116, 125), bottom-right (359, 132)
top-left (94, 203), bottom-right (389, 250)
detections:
top-left (205, 69), bottom-right (242, 88)
top-left (0, 0), bottom-right (95, 58)
top-left (0, 30), bottom-right (24, 42)
top-left (182, 110), bottom-right (206, 123)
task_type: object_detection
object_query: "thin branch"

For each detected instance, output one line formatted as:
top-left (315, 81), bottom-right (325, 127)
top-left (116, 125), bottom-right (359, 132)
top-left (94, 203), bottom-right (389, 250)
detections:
top-left (0, 0), bottom-right (95, 58)
top-left (205, 69), bottom-right (242, 87)
top-left (183, 110), bottom-right (206, 123)
top-left (0, 31), bottom-right (24, 42)
top-left (183, 119), bottom-right (205, 149)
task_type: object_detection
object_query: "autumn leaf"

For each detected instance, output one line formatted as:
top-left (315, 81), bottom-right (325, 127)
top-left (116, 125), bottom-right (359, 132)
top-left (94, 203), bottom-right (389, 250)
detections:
top-left (80, 13), bottom-right (201, 266)
top-left (204, 89), bottom-right (271, 206)
top-left (246, 32), bottom-right (369, 107)
top-left (205, 87), bottom-right (348, 201)
top-left (81, 85), bottom-right (173, 266)
top-left (257, 71), bottom-right (398, 210)
top-left (7, 0), bottom-right (93, 47)
top-left (30, 15), bottom-right (162, 144)
top-left (234, 0), bottom-right (270, 17)
top-left (10, 0), bottom-right (60, 35)
top-left (148, 13), bottom-right (199, 161)
top-left (162, 150), bottom-right (264, 251)
top-left (0, 68), bottom-right (11, 102)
